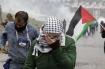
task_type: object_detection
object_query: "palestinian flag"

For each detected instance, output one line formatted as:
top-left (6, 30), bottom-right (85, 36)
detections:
top-left (66, 6), bottom-right (97, 41)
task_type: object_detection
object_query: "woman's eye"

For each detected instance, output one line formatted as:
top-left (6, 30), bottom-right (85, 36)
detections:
top-left (54, 36), bottom-right (57, 38)
top-left (50, 36), bottom-right (57, 39)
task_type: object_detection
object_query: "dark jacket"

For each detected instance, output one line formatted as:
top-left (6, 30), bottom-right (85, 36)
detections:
top-left (100, 21), bottom-right (105, 53)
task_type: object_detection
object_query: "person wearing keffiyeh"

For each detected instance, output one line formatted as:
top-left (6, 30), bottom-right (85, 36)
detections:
top-left (23, 17), bottom-right (77, 69)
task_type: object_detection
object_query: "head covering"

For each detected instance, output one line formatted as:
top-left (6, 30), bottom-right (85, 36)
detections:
top-left (32, 17), bottom-right (65, 56)
top-left (43, 17), bottom-right (63, 34)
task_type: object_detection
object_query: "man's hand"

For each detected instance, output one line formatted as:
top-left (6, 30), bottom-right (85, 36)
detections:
top-left (103, 27), bottom-right (105, 31)
top-left (0, 47), bottom-right (7, 54)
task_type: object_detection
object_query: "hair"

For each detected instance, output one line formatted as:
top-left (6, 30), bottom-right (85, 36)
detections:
top-left (15, 11), bottom-right (28, 23)
top-left (7, 13), bottom-right (14, 21)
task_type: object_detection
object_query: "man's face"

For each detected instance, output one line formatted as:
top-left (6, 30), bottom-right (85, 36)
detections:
top-left (14, 18), bottom-right (27, 32)
top-left (15, 18), bottom-right (26, 28)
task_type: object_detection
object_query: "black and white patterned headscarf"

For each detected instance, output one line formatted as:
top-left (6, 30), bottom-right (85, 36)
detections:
top-left (32, 17), bottom-right (65, 56)
top-left (43, 17), bottom-right (63, 34)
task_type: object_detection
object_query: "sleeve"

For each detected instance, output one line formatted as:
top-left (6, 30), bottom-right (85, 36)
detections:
top-left (23, 40), bottom-right (36, 69)
top-left (53, 37), bottom-right (76, 69)
top-left (0, 26), bottom-right (8, 48)
top-left (32, 27), bottom-right (39, 40)
top-left (101, 30), bottom-right (105, 38)
top-left (100, 22), bottom-right (105, 38)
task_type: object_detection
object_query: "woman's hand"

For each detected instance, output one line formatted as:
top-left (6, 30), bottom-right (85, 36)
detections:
top-left (44, 34), bottom-right (60, 44)
top-left (45, 35), bottom-right (55, 44)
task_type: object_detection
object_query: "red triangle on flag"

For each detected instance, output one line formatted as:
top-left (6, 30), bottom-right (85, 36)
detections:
top-left (81, 6), bottom-right (95, 24)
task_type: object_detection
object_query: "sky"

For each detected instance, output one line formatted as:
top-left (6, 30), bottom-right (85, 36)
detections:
top-left (0, 0), bottom-right (74, 22)
top-left (0, 0), bottom-right (104, 32)
top-left (0, 0), bottom-right (75, 32)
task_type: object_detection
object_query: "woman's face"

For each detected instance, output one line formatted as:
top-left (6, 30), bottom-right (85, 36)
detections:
top-left (46, 33), bottom-right (60, 39)
top-left (44, 33), bottom-right (60, 44)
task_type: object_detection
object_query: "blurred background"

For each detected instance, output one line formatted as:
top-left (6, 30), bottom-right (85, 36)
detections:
top-left (0, 0), bottom-right (105, 69)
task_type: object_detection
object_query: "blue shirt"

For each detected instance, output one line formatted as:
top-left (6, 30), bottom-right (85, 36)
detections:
top-left (0, 22), bottom-right (39, 61)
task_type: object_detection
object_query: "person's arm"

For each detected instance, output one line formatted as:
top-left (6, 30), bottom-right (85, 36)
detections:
top-left (34, 29), bottom-right (39, 39)
top-left (100, 25), bottom-right (105, 38)
top-left (52, 37), bottom-right (76, 69)
top-left (0, 26), bottom-right (8, 53)
top-left (32, 26), bottom-right (39, 40)
top-left (101, 29), bottom-right (105, 38)
top-left (23, 40), bottom-right (36, 69)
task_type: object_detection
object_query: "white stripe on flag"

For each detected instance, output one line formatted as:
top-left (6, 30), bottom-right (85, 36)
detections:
top-left (72, 19), bottom-right (85, 41)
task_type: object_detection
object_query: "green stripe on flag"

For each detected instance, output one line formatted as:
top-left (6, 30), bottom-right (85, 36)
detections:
top-left (77, 20), bottom-right (97, 41)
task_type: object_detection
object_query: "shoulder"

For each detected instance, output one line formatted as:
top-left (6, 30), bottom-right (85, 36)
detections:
top-left (27, 23), bottom-right (38, 31)
top-left (31, 40), bottom-right (37, 48)
top-left (5, 22), bottom-right (14, 29)
top-left (6, 22), bottom-right (14, 25)
top-left (27, 23), bottom-right (39, 38)
top-left (65, 35), bottom-right (75, 44)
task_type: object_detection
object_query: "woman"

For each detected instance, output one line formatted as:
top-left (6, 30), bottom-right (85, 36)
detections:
top-left (23, 17), bottom-right (76, 69)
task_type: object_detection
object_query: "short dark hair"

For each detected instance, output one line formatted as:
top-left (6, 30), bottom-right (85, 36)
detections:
top-left (15, 11), bottom-right (28, 23)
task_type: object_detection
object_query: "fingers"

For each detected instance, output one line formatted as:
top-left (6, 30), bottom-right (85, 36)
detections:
top-left (1, 47), bottom-right (7, 54)
top-left (103, 27), bottom-right (105, 30)
top-left (45, 35), bottom-right (54, 44)
top-left (57, 36), bottom-right (60, 40)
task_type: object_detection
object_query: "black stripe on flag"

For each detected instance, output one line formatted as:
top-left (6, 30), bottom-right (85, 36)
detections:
top-left (66, 6), bottom-right (81, 36)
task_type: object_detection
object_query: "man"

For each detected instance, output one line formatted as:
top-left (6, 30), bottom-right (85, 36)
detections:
top-left (0, 5), bottom-right (2, 23)
top-left (62, 19), bottom-right (66, 33)
top-left (100, 21), bottom-right (105, 53)
top-left (0, 11), bottom-right (39, 69)
top-left (24, 17), bottom-right (76, 69)
top-left (100, 21), bottom-right (105, 35)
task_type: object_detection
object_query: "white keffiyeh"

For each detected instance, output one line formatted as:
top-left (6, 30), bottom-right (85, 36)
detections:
top-left (32, 17), bottom-right (65, 56)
